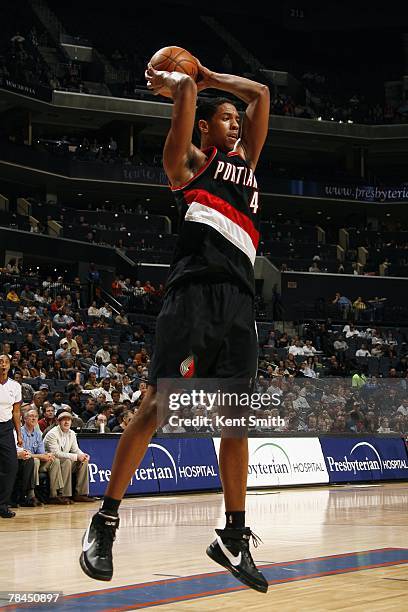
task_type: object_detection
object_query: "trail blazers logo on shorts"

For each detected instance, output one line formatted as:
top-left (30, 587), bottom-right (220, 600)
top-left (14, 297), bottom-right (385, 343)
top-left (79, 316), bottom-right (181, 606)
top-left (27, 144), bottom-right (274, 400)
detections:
top-left (180, 355), bottom-right (195, 378)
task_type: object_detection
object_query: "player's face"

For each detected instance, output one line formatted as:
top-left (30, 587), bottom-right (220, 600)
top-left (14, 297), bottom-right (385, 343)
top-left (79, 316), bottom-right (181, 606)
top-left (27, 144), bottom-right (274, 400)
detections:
top-left (206, 103), bottom-right (240, 152)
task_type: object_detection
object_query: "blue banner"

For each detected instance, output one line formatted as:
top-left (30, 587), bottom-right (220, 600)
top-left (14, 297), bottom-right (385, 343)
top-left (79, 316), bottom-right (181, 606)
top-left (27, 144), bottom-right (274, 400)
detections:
top-left (80, 437), bottom-right (158, 496)
top-left (150, 437), bottom-right (221, 493)
top-left (257, 177), bottom-right (408, 203)
top-left (80, 436), bottom-right (220, 496)
top-left (319, 436), bottom-right (408, 483)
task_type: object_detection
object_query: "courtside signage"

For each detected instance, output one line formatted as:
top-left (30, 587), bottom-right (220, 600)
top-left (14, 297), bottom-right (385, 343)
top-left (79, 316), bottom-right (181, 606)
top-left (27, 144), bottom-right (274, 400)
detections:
top-left (150, 437), bottom-right (221, 492)
top-left (81, 437), bottom-right (159, 496)
top-left (81, 436), bottom-right (221, 495)
top-left (214, 437), bottom-right (328, 487)
top-left (320, 437), bottom-right (408, 483)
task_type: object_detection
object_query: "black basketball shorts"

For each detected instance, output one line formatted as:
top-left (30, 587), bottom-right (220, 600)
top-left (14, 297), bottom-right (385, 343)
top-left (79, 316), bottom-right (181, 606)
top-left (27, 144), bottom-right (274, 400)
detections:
top-left (148, 281), bottom-right (258, 386)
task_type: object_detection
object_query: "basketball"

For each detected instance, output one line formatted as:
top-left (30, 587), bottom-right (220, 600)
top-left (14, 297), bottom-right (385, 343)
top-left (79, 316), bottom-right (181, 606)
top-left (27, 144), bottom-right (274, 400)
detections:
top-left (149, 46), bottom-right (198, 80)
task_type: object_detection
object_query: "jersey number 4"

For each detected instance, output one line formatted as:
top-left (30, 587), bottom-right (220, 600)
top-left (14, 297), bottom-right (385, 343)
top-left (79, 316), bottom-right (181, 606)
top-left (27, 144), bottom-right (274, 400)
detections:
top-left (249, 191), bottom-right (259, 214)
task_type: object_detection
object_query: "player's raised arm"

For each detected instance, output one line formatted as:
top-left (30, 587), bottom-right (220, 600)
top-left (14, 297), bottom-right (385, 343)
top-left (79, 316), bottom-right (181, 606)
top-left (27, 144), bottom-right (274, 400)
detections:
top-left (195, 61), bottom-right (270, 170)
top-left (145, 64), bottom-right (199, 185)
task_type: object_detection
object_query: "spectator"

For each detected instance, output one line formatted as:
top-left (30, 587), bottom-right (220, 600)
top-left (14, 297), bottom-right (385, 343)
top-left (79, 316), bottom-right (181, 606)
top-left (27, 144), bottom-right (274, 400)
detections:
top-left (353, 296), bottom-right (367, 320)
top-left (43, 409), bottom-right (95, 502)
top-left (81, 397), bottom-right (97, 423)
top-left (377, 417), bottom-right (391, 433)
top-left (95, 341), bottom-right (111, 364)
top-left (38, 402), bottom-right (57, 433)
top-left (13, 372), bottom-right (34, 403)
top-left (89, 355), bottom-right (109, 380)
top-left (115, 310), bottom-right (129, 326)
top-left (52, 391), bottom-right (70, 413)
top-left (59, 330), bottom-right (78, 352)
top-left (6, 258), bottom-right (21, 274)
top-left (11, 439), bottom-right (36, 508)
top-left (1, 314), bottom-right (18, 334)
top-left (332, 292), bottom-right (352, 319)
top-left (333, 335), bottom-right (348, 363)
top-left (356, 344), bottom-right (371, 357)
top-left (20, 285), bottom-right (35, 304)
top-left (88, 301), bottom-right (100, 317)
top-left (111, 410), bottom-right (133, 433)
top-left (86, 406), bottom-right (112, 432)
top-left (84, 371), bottom-right (99, 390)
top-left (6, 289), bottom-right (20, 302)
top-left (352, 369), bottom-right (367, 388)
top-left (21, 409), bottom-right (67, 505)
top-left (397, 398), bottom-right (408, 417)
top-left (106, 355), bottom-right (119, 377)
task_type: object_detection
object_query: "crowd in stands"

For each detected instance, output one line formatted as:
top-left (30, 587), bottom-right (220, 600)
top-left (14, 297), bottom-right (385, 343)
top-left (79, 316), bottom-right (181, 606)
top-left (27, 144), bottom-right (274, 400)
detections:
top-left (0, 27), bottom-right (50, 89)
top-left (1, 256), bottom-right (408, 506)
top-left (253, 320), bottom-right (408, 434)
top-left (3, 196), bottom-right (408, 279)
top-left (268, 92), bottom-right (401, 125)
top-left (1, 27), bottom-right (406, 127)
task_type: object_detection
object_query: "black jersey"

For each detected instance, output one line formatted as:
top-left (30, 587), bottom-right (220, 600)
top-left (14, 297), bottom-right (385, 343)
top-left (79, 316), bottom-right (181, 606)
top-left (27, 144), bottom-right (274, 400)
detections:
top-left (166, 146), bottom-right (260, 295)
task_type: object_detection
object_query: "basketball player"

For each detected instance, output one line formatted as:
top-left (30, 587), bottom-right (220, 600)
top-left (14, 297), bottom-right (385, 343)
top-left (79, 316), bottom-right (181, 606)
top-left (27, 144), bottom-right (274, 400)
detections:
top-left (80, 58), bottom-right (270, 593)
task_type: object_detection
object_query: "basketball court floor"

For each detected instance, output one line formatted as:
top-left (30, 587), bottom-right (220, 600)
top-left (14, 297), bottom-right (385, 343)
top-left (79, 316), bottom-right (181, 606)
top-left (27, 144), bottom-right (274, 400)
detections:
top-left (0, 483), bottom-right (407, 611)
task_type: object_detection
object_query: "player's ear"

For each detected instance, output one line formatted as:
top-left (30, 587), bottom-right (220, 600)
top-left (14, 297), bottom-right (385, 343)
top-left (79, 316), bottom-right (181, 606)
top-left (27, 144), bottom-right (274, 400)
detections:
top-left (198, 119), bottom-right (208, 134)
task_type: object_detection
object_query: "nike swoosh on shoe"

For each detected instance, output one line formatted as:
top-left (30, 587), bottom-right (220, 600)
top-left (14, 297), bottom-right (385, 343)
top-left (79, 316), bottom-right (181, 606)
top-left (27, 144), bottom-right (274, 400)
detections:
top-left (216, 535), bottom-right (242, 566)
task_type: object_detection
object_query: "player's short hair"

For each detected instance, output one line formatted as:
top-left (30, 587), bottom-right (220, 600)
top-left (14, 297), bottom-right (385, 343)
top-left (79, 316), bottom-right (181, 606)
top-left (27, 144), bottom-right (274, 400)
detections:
top-left (196, 97), bottom-right (234, 122)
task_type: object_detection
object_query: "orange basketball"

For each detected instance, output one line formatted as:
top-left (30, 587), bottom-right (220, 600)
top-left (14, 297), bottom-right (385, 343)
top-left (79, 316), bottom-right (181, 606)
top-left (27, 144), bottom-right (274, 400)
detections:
top-left (150, 46), bottom-right (198, 80)
top-left (149, 47), bottom-right (199, 97)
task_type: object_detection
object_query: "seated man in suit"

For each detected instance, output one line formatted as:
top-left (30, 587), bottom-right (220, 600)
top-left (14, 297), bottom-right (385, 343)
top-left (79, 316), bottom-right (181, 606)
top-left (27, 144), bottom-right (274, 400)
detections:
top-left (22, 408), bottom-right (68, 505)
top-left (43, 409), bottom-right (95, 503)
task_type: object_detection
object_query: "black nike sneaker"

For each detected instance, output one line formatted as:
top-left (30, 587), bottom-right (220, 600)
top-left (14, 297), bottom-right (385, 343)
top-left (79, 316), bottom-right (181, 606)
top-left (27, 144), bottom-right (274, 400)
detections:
top-left (206, 527), bottom-right (268, 593)
top-left (79, 511), bottom-right (120, 581)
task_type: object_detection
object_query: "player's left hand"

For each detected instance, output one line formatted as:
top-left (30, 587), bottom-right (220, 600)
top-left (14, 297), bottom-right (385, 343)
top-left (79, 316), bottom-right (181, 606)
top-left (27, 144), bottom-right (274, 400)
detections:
top-left (145, 63), bottom-right (172, 97)
top-left (194, 58), bottom-right (214, 92)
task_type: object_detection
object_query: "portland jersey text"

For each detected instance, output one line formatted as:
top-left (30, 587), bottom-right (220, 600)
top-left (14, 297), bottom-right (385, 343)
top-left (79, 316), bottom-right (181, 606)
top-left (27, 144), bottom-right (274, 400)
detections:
top-left (166, 147), bottom-right (260, 295)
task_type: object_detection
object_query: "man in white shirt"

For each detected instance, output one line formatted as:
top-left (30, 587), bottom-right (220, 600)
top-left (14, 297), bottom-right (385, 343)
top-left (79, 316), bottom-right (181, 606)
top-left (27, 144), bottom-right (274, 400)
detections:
top-left (99, 303), bottom-right (112, 319)
top-left (106, 355), bottom-right (119, 378)
top-left (95, 342), bottom-right (111, 365)
top-left (288, 341), bottom-right (306, 356)
top-left (88, 302), bottom-right (101, 317)
top-left (43, 409), bottom-right (95, 502)
top-left (397, 399), bottom-right (408, 417)
top-left (356, 344), bottom-right (371, 357)
top-left (303, 340), bottom-right (317, 356)
top-left (345, 325), bottom-right (360, 339)
top-left (131, 381), bottom-right (147, 404)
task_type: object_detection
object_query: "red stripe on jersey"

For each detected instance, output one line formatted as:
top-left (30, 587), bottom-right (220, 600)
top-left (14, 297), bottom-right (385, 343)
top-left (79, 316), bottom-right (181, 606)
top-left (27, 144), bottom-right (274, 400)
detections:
top-left (184, 188), bottom-right (259, 248)
top-left (170, 147), bottom-right (217, 191)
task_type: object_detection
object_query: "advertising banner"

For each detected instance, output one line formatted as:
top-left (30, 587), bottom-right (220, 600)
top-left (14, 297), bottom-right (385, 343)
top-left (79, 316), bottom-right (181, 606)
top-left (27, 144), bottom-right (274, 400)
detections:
top-left (258, 177), bottom-right (408, 203)
top-left (0, 76), bottom-right (52, 101)
top-left (80, 437), bottom-right (158, 496)
top-left (320, 436), bottom-right (408, 483)
top-left (80, 436), bottom-right (221, 496)
top-left (214, 437), bottom-right (329, 488)
top-left (150, 437), bottom-right (221, 493)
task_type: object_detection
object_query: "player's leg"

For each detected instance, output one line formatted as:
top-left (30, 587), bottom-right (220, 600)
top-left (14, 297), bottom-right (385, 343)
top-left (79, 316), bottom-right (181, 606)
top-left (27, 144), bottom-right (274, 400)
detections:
top-left (206, 289), bottom-right (268, 593)
top-left (80, 285), bottom-right (199, 581)
top-left (219, 437), bottom-right (248, 515)
top-left (80, 387), bottom-right (159, 581)
top-left (105, 386), bottom-right (158, 499)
